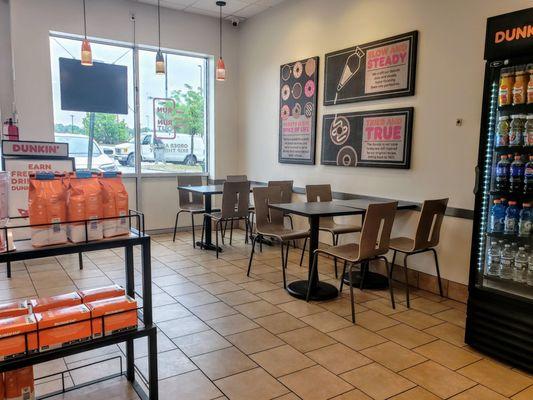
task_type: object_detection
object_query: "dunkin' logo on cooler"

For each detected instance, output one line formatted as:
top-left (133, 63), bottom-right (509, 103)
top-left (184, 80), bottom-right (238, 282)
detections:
top-left (11, 143), bottom-right (62, 154)
top-left (494, 24), bottom-right (533, 43)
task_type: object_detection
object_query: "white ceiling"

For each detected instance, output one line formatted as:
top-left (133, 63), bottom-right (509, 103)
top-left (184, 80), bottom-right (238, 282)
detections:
top-left (136, 0), bottom-right (287, 20)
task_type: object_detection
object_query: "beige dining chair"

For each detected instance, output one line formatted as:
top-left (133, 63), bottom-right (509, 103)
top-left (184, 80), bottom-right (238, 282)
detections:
top-left (300, 185), bottom-right (362, 277)
top-left (306, 202), bottom-right (398, 323)
top-left (173, 175), bottom-right (205, 247)
top-left (201, 181), bottom-right (251, 258)
top-left (223, 175), bottom-right (252, 242)
top-left (247, 186), bottom-right (309, 288)
top-left (389, 198), bottom-right (448, 307)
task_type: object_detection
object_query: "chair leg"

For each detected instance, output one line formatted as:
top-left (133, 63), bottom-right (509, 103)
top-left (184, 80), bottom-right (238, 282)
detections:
top-left (332, 232), bottom-right (338, 278)
top-left (173, 211), bottom-right (183, 242)
top-left (280, 242), bottom-right (288, 289)
top-left (222, 220), bottom-right (228, 239)
top-left (306, 251), bottom-right (319, 302)
top-left (287, 215), bottom-right (296, 248)
top-left (359, 262), bottom-right (368, 290)
top-left (247, 235), bottom-right (257, 277)
top-left (431, 248), bottom-right (444, 297)
top-left (348, 262), bottom-right (356, 323)
top-left (403, 253), bottom-right (410, 308)
top-left (244, 217), bottom-right (249, 244)
top-left (200, 215), bottom-right (206, 249)
top-left (191, 213), bottom-right (196, 248)
top-left (381, 256), bottom-right (395, 309)
top-left (390, 250), bottom-right (397, 279)
top-left (299, 237), bottom-right (308, 266)
top-left (230, 219), bottom-right (234, 245)
top-left (339, 260), bottom-right (348, 293)
top-left (215, 220), bottom-right (220, 259)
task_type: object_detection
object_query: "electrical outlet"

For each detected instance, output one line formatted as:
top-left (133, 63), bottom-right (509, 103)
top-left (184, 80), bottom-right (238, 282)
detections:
top-left (456, 118), bottom-right (463, 126)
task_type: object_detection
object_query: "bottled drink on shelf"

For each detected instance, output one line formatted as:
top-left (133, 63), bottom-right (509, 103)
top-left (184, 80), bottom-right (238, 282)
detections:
top-left (490, 199), bottom-right (506, 233)
top-left (504, 201), bottom-right (520, 234)
top-left (499, 67), bottom-right (514, 106)
top-left (509, 115), bottom-right (525, 146)
top-left (496, 115), bottom-right (510, 147)
top-left (510, 155), bottom-right (524, 193)
top-left (499, 243), bottom-right (514, 279)
top-left (513, 247), bottom-right (528, 283)
top-left (527, 64), bottom-right (533, 104)
top-left (527, 254), bottom-right (533, 286)
top-left (512, 65), bottom-right (527, 105)
top-left (518, 202), bottom-right (532, 236)
top-left (486, 241), bottom-right (501, 276)
top-left (525, 115), bottom-right (533, 147)
top-left (495, 155), bottom-right (510, 191)
top-left (524, 155), bottom-right (533, 194)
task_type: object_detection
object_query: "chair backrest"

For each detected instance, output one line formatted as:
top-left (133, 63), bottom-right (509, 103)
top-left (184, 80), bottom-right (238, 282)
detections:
top-left (358, 202), bottom-right (397, 260)
top-left (268, 180), bottom-right (293, 203)
top-left (226, 175), bottom-right (248, 182)
top-left (221, 181), bottom-right (250, 218)
top-left (306, 184), bottom-right (332, 202)
top-left (177, 175), bottom-right (204, 208)
top-left (253, 186), bottom-right (284, 230)
top-left (413, 198), bottom-right (449, 250)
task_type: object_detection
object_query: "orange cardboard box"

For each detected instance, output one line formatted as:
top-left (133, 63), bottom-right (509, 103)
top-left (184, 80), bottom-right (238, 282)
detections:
top-left (0, 372), bottom-right (4, 400)
top-left (86, 296), bottom-right (137, 338)
top-left (0, 301), bottom-right (29, 319)
top-left (0, 315), bottom-right (38, 360)
top-left (35, 304), bottom-right (91, 351)
top-left (78, 285), bottom-right (125, 303)
top-left (29, 292), bottom-right (81, 313)
top-left (5, 367), bottom-right (35, 400)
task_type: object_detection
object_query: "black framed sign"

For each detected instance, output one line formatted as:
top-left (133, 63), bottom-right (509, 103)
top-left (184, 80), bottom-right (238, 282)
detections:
top-left (484, 7), bottom-right (533, 60)
top-left (324, 31), bottom-right (418, 106)
top-left (279, 56), bottom-right (319, 164)
top-left (321, 107), bottom-right (414, 169)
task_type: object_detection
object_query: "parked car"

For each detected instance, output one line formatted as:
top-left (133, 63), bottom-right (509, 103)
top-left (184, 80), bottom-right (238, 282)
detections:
top-left (114, 133), bottom-right (205, 167)
top-left (55, 133), bottom-right (118, 171)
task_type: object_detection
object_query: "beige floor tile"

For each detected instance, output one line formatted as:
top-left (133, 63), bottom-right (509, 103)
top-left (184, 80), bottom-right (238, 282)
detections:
top-left (319, 298), bottom-right (357, 317)
top-left (279, 326), bottom-right (337, 353)
top-left (191, 301), bottom-right (238, 320)
top-left (341, 363), bottom-right (416, 400)
top-left (239, 280), bottom-right (280, 293)
top-left (354, 310), bottom-right (400, 331)
top-left (234, 300), bottom-right (281, 318)
top-left (192, 347), bottom-right (257, 380)
top-left (400, 360), bottom-right (476, 398)
top-left (361, 341), bottom-right (426, 372)
top-left (360, 298), bottom-right (407, 315)
top-left (328, 325), bottom-right (387, 351)
top-left (157, 369), bottom-right (221, 400)
top-left (330, 389), bottom-right (373, 399)
top-left (279, 300), bottom-right (325, 318)
top-left (207, 313), bottom-right (259, 336)
top-left (215, 368), bottom-right (289, 400)
top-left (512, 385), bottom-right (533, 400)
top-left (378, 323), bottom-right (436, 349)
top-left (137, 349), bottom-right (197, 380)
top-left (280, 365), bottom-right (354, 400)
top-left (424, 322), bottom-right (466, 347)
top-left (202, 280), bottom-right (243, 295)
top-left (157, 315), bottom-right (210, 338)
top-left (392, 310), bottom-right (443, 330)
top-left (388, 386), bottom-right (441, 400)
top-left (414, 340), bottom-right (481, 370)
top-left (153, 303), bottom-right (191, 323)
top-left (458, 359), bottom-right (532, 397)
top-left (188, 273), bottom-right (227, 285)
top-left (173, 329), bottom-right (232, 357)
top-left (226, 327), bottom-right (284, 354)
top-left (251, 344), bottom-right (315, 377)
top-left (306, 343), bottom-right (372, 374)
top-left (216, 289), bottom-right (260, 306)
top-left (163, 282), bottom-right (203, 296)
top-left (254, 312), bottom-right (307, 334)
top-left (450, 384), bottom-right (509, 400)
top-left (175, 290), bottom-right (219, 307)
top-left (301, 311), bottom-right (353, 333)
top-left (275, 394), bottom-right (301, 400)
top-left (433, 308), bottom-right (466, 328)
top-left (408, 297), bottom-right (451, 314)
top-left (257, 288), bottom-right (296, 305)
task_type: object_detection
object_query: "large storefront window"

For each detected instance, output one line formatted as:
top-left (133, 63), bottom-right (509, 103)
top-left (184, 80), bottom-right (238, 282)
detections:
top-left (50, 35), bottom-right (208, 175)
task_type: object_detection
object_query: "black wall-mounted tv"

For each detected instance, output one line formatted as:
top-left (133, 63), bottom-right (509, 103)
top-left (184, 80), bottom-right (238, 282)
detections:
top-left (59, 57), bottom-right (128, 114)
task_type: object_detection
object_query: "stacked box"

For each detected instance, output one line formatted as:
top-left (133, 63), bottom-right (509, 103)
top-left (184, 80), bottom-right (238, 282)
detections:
top-left (29, 292), bottom-right (81, 313)
top-left (5, 367), bottom-right (35, 400)
top-left (0, 301), bottom-right (29, 319)
top-left (0, 315), bottom-right (38, 360)
top-left (86, 296), bottom-right (137, 338)
top-left (78, 285), bottom-right (125, 303)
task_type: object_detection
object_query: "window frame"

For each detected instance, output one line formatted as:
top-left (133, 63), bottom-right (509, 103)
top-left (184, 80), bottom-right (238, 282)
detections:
top-left (49, 32), bottom-right (211, 179)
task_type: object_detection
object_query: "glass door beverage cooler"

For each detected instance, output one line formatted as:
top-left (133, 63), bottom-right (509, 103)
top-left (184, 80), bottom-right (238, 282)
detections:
top-left (467, 8), bottom-right (533, 372)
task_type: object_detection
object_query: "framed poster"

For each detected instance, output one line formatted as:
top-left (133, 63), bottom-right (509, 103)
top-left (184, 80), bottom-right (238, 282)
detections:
top-left (324, 31), bottom-right (418, 105)
top-left (279, 56), bottom-right (319, 164)
top-left (2, 157), bottom-right (75, 217)
top-left (2, 140), bottom-right (69, 158)
top-left (321, 108), bottom-right (414, 169)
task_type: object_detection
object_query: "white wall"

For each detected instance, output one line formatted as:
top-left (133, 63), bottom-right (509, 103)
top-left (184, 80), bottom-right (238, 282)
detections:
top-left (0, 0), bottom-right (14, 121)
top-left (236, 0), bottom-right (531, 284)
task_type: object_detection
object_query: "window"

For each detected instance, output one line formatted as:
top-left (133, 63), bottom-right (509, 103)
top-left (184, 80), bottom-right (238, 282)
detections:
top-left (50, 35), bottom-right (208, 175)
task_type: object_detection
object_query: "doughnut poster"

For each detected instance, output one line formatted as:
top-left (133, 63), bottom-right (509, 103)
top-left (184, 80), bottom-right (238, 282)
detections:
top-left (324, 31), bottom-right (418, 106)
top-left (279, 56), bottom-right (319, 164)
top-left (321, 108), bottom-right (413, 169)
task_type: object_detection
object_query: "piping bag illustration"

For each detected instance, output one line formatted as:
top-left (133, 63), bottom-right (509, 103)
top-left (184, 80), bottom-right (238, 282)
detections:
top-left (336, 46), bottom-right (365, 92)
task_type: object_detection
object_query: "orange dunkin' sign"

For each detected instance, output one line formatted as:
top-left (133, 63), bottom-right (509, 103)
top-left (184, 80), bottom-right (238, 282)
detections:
top-left (494, 24), bottom-right (533, 44)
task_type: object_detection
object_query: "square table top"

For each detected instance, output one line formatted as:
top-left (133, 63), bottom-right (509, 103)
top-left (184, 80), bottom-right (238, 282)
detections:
top-left (335, 199), bottom-right (418, 211)
top-left (269, 201), bottom-right (364, 218)
top-left (177, 183), bottom-right (266, 195)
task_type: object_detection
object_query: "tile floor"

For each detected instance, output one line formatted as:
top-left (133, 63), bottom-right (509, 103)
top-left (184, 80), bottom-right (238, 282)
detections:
top-left (2, 229), bottom-right (532, 400)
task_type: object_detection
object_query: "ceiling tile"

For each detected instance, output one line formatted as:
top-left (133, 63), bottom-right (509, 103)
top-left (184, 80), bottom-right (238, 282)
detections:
top-left (254, 0), bottom-right (285, 7)
top-left (189, 0), bottom-right (250, 15)
top-left (234, 4), bottom-right (269, 18)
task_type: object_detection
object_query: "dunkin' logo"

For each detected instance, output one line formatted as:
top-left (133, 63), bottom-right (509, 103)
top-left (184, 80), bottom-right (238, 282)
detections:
top-left (494, 24), bottom-right (533, 43)
top-left (11, 143), bottom-right (61, 154)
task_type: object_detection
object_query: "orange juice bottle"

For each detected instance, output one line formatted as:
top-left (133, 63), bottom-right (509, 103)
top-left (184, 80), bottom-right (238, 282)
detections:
top-left (513, 65), bottom-right (527, 105)
top-left (499, 67), bottom-right (514, 106)
top-left (527, 64), bottom-right (533, 104)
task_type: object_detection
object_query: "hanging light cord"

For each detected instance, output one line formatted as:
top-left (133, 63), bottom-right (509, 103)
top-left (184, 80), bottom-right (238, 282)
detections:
top-left (219, 4), bottom-right (222, 59)
top-left (158, 0), bottom-right (161, 50)
top-left (83, 0), bottom-right (87, 38)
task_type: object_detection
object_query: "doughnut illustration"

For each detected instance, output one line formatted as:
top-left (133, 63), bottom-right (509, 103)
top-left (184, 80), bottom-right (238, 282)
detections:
top-left (304, 80), bottom-right (315, 98)
top-left (293, 61), bottom-right (303, 79)
top-left (329, 116), bottom-right (350, 146)
top-left (292, 103), bottom-right (302, 119)
top-left (281, 64), bottom-right (291, 81)
top-left (281, 84), bottom-right (291, 101)
top-left (337, 146), bottom-right (358, 167)
top-left (305, 58), bottom-right (316, 77)
top-left (304, 102), bottom-right (314, 118)
top-left (292, 82), bottom-right (302, 100)
top-left (281, 105), bottom-right (290, 120)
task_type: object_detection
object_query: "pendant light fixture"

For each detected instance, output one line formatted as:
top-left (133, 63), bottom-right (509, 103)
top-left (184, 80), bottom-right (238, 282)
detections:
top-left (216, 1), bottom-right (226, 81)
top-left (155, 0), bottom-right (165, 75)
top-left (81, 0), bottom-right (92, 66)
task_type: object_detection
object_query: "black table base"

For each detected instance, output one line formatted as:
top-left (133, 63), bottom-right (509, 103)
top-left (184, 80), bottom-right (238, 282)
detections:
top-left (287, 280), bottom-right (339, 301)
top-left (343, 270), bottom-right (389, 289)
top-left (197, 241), bottom-right (223, 252)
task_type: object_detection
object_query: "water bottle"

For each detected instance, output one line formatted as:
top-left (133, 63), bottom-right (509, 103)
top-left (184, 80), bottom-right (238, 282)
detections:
top-left (504, 201), bottom-right (520, 234)
top-left (486, 241), bottom-right (501, 276)
top-left (519, 202), bottom-right (532, 236)
top-left (524, 156), bottom-right (533, 194)
top-left (499, 244), bottom-right (514, 279)
top-left (495, 155), bottom-right (510, 191)
top-left (510, 155), bottom-right (525, 193)
top-left (489, 199), bottom-right (506, 233)
top-left (527, 254), bottom-right (533, 286)
top-left (513, 247), bottom-right (528, 283)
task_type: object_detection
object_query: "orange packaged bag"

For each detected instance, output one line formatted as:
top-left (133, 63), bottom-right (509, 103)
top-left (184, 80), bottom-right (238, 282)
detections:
top-left (5, 367), bottom-right (35, 400)
top-left (86, 296), bottom-right (137, 338)
top-left (35, 304), bottom-right (91, 351)
top-left (29, 292), bottom-right (81, 313)
top-left (78, 285), bottom-right (125, 303)
top-left (99, 172), bottom-right (129, 237)
top-left (0, 315), bottom-right (38, 360)
top-left (66, 171), bottom-right (103, 243)
top-left (28, 172), bottom-right (67, 247)
top-left (0, 301), bottom-right (29, 319)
